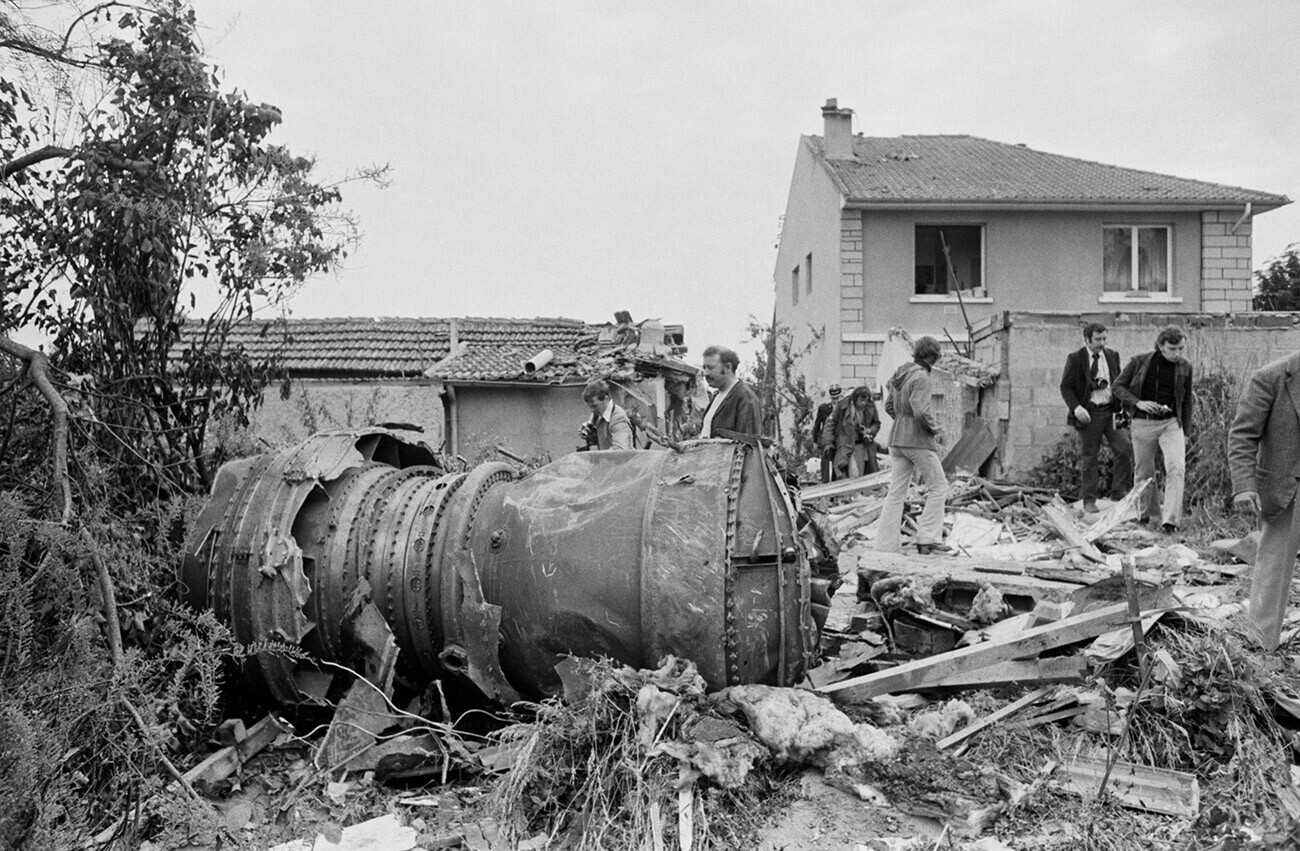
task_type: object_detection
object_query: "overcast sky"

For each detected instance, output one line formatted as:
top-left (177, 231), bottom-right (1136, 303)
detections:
top-left (188, 0), bottom-right (1300, 362)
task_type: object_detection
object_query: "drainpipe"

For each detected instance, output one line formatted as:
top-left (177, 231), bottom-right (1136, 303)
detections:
top-left (1231, 202), bottom-right (1252, 235)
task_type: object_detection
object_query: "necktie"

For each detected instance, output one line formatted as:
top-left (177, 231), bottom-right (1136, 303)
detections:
top-left (1090, 352), bottom-right (1100, 384)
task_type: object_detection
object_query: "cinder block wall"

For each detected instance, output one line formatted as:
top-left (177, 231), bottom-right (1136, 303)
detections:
top-left (840, 339), bottom-right (881, 386)
top-left (992, 311), bottom-right (1300, 478)
top-left (1200, 211), bottom-right (1254, 312)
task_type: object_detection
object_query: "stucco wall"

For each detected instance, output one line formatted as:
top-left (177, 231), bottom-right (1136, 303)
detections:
top-left (773, 141), bottom-right (846, 394)
top-left (251, 380), bottom-right (444, 447)
top-left (855, 209), bottom-right (1206, 339)
top-left (982, 311), bottom-right (1300, 477)
top-left (451, 384), bottom-right (588, 464)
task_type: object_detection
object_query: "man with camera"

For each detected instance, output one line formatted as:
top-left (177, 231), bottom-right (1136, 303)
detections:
top-left (578, 379), bottom-right (634, 451)
top-left (1060, 322), bottom-right (1133, 513)
top-left (1113, 325), bottom-right (1193, 532)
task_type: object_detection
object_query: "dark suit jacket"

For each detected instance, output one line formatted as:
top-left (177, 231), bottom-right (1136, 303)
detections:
top-left (1228, 351), bottom-right (1300, 522)
top-left (812, 401), bottom-right (835, 450)
top-left (707, 380), bottom-right (762, 438)
top-left (1113, 350), bottom-right (1194, 433)
top-left (1060, 346), bottom-right (1123, 427)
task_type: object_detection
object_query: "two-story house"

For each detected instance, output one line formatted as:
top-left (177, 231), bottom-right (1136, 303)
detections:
top-left (775, 99), bottom-right (1290, 394)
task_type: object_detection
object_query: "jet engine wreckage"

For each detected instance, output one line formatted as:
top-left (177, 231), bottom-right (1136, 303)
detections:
top-left (180, 427), bottom-right (820, 709)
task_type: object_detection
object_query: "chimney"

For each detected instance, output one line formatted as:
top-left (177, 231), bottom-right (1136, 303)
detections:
top-left (821, 98), bottom-right (854, 160)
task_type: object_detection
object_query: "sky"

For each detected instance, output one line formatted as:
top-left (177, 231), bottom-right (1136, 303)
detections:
top-left (179, 0), bottom-right (1300, 363)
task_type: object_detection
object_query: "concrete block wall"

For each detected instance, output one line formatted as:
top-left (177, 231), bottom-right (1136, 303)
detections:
top-left (996, 311), bottom-right (1300, 478)
top-left (1200, 211), bottom-right (1254, 313)
top-left (839, 211), bottom-right (864, 334)
top-left (840, 339), bottom-right (882, 386)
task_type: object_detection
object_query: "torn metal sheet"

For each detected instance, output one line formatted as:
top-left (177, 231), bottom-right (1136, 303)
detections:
top-left (182, 429), bottom-right (816, 706)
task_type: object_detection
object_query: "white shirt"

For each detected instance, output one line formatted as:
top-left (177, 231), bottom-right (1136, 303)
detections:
top-left (700, 381), bottom-right (734, 438)
top-left (1088, 349), bottom-right (1112, 406)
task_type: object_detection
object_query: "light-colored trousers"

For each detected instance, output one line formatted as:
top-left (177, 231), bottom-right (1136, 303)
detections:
top-left (1131, 418), bottom-right (1185, 526)
top-left (1248, 494), bottom-right (1300, 651)
top-left (875, 445), bottom-right (948, 552)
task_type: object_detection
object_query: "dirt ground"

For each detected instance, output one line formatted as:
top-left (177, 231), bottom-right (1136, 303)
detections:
top-left (755, 771), bottom-right (943, 851)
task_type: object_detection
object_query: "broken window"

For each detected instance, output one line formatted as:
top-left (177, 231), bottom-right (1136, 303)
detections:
top-left (914, 225), bottom-right (983, 296)
top-left (1103, 225), bottom-right (1170, 294)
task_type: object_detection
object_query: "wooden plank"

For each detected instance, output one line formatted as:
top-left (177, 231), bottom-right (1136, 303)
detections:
top-left (1041, 497), bottom-right (1106, 564)
top-left (185, 713), bottom-right (286, 788)
top-left (1059, 756), bottom-right (1200, 818)
top-left (1083, 478), bottom-right (1151, 542)
top-left (800, 469), bottom-right (890, 502)
top-left (1021, 705), bottom-right (1087, 729)
top-left (933, 656), bottom-right (1088, 690)
top-left (819, 602), bottom-right (1132, 703)
top-left (936, 686), bottom-right (1054, 751)
top-left (853, 549), bottom-right (1083, 609)
top-left (942, 416), bottom-right (997, 476)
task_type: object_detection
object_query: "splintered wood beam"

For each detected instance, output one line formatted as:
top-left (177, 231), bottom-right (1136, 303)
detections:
top-left (1041, 498), bottom-right (1107, 563)
top-left (932, 656), bottom-right (1088, 690)
top-left (937, 686), bottom-right (1054, 751)
top-left (1084, 478), bottom-right (1152, 542)
top-left (819, 602), bottom-right (1132, 703)
top-left (1059, 756), bottom-right (1200, 818)
top-left (800, 469), bottom-right (891, 501)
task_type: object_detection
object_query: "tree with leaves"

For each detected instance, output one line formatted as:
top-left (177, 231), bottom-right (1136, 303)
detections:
top-left (745, 318), bottom-right (825, 467)
top-left (2, 1), bottom-right (377, 505)
top-left (1253, 243), bottom-right (1300, 311)
top-left (0, 5), bottom-right (379, 844)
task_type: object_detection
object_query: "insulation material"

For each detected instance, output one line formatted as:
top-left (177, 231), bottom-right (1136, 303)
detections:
top-left (723, 684), bottom-right (899, 771)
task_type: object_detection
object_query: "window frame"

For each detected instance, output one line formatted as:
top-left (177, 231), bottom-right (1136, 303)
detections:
top-left (1101, 224), bottom-right (1174, 299)
top-left (791, 264), bottom-right (800, 305)
top-left (910, 223), bottom-right (990, 304)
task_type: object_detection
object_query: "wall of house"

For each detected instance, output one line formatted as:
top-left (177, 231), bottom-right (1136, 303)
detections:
top-left (250, 380), bottom-right (444, 447)
top-left (773, 141), bottom-right (847, 395)
top-left (1201, 210), bottom-right (1255, 312)
top-left (980, 311), bottom-right (1300, 478)
top-left (451, 384), bottom-right (588, 463)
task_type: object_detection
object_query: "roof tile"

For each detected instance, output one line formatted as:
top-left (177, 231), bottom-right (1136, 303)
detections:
top-left (809, 135), bottom-right (1290, 207)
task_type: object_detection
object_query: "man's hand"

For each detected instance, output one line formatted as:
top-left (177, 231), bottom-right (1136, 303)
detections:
top-left (578, 421), bottom-right (596, 444)
top-left (1233, 491), bottom-right (1262, 516)
top-left (1137, 400), bottom-right (1165, 414)
top-left (1074, 405), bottom-right (1091, 425)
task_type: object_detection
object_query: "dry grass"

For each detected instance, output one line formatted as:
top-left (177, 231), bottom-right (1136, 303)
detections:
top-left (478, 657), bottom-right (771, 850)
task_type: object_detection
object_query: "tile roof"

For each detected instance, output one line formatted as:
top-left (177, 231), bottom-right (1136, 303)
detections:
top-left (807, 135), bottom-right (1290, 208)
top-left (172, 315), bottom-right (686, 384)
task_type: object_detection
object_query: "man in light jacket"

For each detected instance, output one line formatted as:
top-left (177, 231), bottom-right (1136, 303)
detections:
top-left (875, 337), bottom-right (949, 554)
top-left (1228, 351), bottom-right (1300, 650)
top-left (578, 379), bottom-right (634, 451)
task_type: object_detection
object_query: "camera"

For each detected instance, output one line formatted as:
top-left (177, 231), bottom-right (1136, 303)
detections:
top-left (1091, 377), bottom-right (1109, 391)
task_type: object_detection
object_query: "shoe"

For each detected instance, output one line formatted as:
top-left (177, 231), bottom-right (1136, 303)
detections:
top-left (915, 542), bottom-right (955, 555)
top-left (1082, 501), bottom-right (1098, 513)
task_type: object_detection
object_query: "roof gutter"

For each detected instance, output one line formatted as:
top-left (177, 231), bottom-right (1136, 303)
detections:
top-left (843, 199), bottom-right (1290, 213)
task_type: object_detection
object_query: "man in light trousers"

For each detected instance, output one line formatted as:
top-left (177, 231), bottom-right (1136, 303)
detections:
top-left (875, 337), bottom-right (950, 555)
top-left (1228, 351), bottom-right (1300, 650)
top-left (1113, 325), bottom-right (1193, 532)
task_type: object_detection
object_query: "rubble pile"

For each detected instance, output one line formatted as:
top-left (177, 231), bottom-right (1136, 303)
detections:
top-left (798, 469), bottom-right (1300, 849)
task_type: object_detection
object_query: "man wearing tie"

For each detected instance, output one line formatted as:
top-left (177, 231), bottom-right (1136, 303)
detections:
top-left (1059, 322), bottom-right (1133, 513)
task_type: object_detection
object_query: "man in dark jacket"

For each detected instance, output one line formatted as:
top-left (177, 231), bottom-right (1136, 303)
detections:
top-left (700, 345), bottom-right (761, 438)
top-left (1228, 351), bottom-right (1300, 650)
top-left (812, 384), bottom-right (843, 482)
top-left (1059, 321), bottom-right (1133, 512)
top-left (1113, 325), bottom-right (1193, 532)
